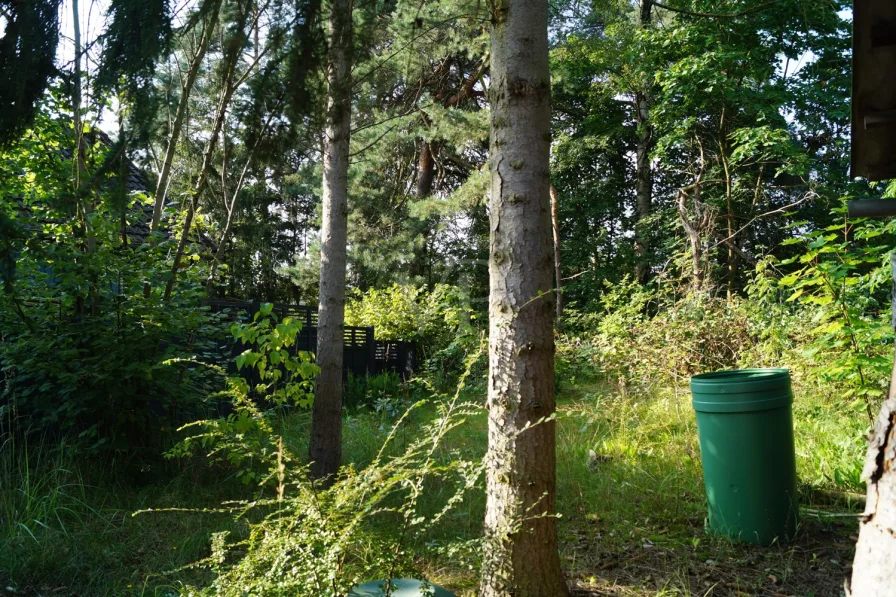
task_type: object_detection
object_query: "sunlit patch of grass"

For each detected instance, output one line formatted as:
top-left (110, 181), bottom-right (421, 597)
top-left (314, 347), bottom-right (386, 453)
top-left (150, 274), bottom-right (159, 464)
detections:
top-left (793, 394), bottom-right (868, 494)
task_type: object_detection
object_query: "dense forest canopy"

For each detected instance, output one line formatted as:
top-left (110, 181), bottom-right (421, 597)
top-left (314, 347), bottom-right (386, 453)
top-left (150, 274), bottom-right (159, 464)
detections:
top-left (0, 0), bottom-right (869, 308)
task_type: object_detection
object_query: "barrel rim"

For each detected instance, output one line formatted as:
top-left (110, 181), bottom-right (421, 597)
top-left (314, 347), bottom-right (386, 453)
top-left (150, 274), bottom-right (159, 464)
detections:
top-left (691, 368), bottom-right (792, 413)
top-left (691, 367), bottom-right (790, 384)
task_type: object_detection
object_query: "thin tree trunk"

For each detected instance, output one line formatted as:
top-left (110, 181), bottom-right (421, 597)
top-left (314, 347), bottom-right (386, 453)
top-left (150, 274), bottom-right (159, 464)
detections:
top-left (678, 190), bottom-right (705, 290)
top-left (163, 38), bottom-right (243, 301)
top-left (71, 0), bottom-right (99, 317)
top-left (725, 189), bottom-right (736, 299)
top-left (720, 144), bottom-right (736, 300)
top-left (633, 1), bottom-right (652, 285)
top-left (479, 0), bottom-right (567, 594)
top-left (308, 0), bottom-right (352, 483)
top-left (151, 0), bottom-right (223, 231)
top-left (206, 99), bottom-right (282, 293)
top-left (550, 184), bottom-right (563, 322)
top-left (678, 141), bottom-right (710, 291)
top-left (72, 0), bottom-right (85, 318)
top-left (409, 139), bottom-right (435, 281)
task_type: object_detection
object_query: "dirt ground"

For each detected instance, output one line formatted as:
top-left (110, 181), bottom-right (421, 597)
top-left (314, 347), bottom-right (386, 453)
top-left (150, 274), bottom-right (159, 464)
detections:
top-left (565, 515), bottom-right (856, 597)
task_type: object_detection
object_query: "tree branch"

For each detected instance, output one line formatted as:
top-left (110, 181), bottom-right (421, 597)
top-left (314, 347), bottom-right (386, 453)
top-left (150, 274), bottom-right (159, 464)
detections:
top-left (651, 0), bottom-right (781, 19)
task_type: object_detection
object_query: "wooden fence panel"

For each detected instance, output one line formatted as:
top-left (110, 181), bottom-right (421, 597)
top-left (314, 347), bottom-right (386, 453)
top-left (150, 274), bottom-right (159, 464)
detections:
top-left (203, 299), bottom-right (413, 379)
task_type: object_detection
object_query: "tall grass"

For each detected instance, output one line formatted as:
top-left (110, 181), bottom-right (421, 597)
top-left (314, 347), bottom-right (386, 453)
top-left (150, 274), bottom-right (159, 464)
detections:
top-left (0, 432), bottom-right (252, 595)
top-left (0, 434), bottom-right (96, 543)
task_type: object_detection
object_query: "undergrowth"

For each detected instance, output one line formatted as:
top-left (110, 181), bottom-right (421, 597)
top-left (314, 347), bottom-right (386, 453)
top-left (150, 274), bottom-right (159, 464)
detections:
top-left (1, 376), bottom-right (865, 596)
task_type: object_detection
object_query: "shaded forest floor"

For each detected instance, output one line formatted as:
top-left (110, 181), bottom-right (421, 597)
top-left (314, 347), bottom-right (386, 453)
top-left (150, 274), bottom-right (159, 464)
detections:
top-left (1, 381), bottom-right (865, 596)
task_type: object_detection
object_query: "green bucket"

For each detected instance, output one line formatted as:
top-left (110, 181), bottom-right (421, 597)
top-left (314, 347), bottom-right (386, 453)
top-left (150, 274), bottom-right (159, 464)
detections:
top-left (690, 368), bottom-right (799, 545)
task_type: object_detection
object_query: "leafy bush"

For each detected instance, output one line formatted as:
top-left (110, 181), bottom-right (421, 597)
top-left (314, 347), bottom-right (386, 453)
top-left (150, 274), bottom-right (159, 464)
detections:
top-left (558, 209), bottom-right (895, 417)
top-left (345, 283), bottom-right (478, 359)
top-left (154, 356), bottom-right (486, 597)
top-left (0, 264), bottom-right (226, 453)
top-left (231, 303), bottom-right (319, 409)
top-left (773, 211), bottom-right (894, 418)
top-left (557, 275), bottom-right (816, 394)
top-left (0, 106), bottom-right (225, 453)
top-left (167, 306), bottom-right (319, 484)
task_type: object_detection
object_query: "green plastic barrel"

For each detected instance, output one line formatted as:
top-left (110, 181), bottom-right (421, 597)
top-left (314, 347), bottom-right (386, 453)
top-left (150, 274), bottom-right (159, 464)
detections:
top-left (690, 368), bottom-right (799, 545)
top-left (349, 579), bottom-right (456, 597)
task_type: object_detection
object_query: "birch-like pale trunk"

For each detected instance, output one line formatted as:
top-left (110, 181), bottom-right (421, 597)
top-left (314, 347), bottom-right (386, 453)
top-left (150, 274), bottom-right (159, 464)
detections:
top-left (308, 0), bottom-right (352, 483)
top-left (71, 0), bottom-right (100, 316)
top-left (479, 0), bottom-right (567, 594)
top-left (162, 3), bottom-right (270, 300)
top-left (849, 388), bottom-right (896, 596)
top-left (162, 44), bottom-right (241, 301)
top-left (849, 264), bottom-right (896, 596)
top-left (550, 184), bottom-right (563, 321)
top-left (206, 100), bottom-right (282, 293)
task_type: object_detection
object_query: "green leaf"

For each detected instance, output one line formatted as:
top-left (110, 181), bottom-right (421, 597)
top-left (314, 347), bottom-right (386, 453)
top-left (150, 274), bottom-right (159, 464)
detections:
top-left (785, 289), bottom-right (804, 302)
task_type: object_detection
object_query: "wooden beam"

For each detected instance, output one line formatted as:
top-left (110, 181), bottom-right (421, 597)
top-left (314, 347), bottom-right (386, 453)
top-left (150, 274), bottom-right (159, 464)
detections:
top-left (852, 0), bottom-right (896, 181)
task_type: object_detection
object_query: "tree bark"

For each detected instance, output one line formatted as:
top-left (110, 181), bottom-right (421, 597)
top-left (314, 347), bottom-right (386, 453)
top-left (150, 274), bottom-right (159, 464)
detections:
top-left (308, 0), bottom-right (352, 483)
top-left (678, 196), bottom-right (703, 289)
top-left (479, 0), bottom-right (567, 594)
top-left (635, 0), bottom-right (653, 284)
top-left (550, 184), bottom-right (563, 322)
top-left (632, 1), bottom-right (652, 285)
top-left (409, 139), bottom-right (435, 280)
top-left (633, 90), bottom-right (652, 284)
top-left (151, 0), bottom-right (222, 231)
top-left (849, 287), bottom-right (896, 596)
top-left (678, 142), bottom-right (711, 291)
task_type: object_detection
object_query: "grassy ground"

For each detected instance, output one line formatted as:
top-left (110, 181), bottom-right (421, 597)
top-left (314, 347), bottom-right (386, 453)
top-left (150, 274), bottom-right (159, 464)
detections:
top-left (0, 380), bottom-right (867, 596)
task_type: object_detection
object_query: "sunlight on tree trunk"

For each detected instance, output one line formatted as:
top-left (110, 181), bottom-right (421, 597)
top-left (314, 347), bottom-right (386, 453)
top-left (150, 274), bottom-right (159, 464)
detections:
top-left (479, 0), bottom-right (567, 594)
top-left (550, 184), bottom-right (563, 322)
top-left (308, 0), bottom-right (353, 483)
top-left (849, 318), bottom-right (896, 595)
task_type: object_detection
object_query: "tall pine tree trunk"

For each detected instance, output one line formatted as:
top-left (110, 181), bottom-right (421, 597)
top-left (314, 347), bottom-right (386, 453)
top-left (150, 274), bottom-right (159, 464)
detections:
top-left (632, 0), bottom-right (652, 285)
top-left (409, 139), bottom-right (435, 281)
top-left (308, 0), bottom-right (352, 483)
top-left (479, 0), bottom-right (567, 594)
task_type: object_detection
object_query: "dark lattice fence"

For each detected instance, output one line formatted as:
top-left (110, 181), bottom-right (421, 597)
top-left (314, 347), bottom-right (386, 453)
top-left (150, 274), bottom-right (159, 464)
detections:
top-left (202, 299), bottom-right (415, 379)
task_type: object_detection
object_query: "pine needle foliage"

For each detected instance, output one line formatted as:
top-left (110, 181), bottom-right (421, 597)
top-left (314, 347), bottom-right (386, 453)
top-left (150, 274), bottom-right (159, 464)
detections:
top-left (96, 0), bottom-right (173, 136)
top-left (0, 0), bottom-right (61, 146)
